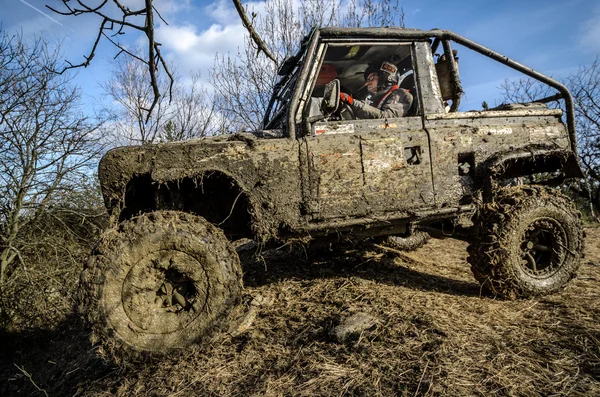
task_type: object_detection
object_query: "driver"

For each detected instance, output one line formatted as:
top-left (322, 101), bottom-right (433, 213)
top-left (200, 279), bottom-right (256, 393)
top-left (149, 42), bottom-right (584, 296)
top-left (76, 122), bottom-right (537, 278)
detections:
top-left (339, 61), bottom-right (413, 119)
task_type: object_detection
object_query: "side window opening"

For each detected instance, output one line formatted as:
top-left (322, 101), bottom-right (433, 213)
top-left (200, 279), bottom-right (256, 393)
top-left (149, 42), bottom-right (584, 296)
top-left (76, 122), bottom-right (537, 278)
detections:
top-left (434, 49), bottom-right (460, 112)
top-left (432, 40), bottom-right (561, 114)
top-left (429, 38), bottom-right (461, 112)
top-left (305, 43), bottom-right (418, 125)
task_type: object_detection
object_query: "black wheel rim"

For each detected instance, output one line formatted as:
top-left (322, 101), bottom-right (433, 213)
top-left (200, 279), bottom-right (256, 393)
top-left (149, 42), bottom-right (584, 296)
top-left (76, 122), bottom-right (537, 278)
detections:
top-left (519, 218), bottom-right (567, 278)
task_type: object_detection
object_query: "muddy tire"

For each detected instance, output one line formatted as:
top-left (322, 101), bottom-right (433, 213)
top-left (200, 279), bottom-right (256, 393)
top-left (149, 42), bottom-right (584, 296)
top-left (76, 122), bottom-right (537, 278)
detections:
top-left (79, 211), bottom-right (242, 360)
top-left (467, 186), bottom-right (583, 299)
top-left (385, 231), bottom-right (430, 251)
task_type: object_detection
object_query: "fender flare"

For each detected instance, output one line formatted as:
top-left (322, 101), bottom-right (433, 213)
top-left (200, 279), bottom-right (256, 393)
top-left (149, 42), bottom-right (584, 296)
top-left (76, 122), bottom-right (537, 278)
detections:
top-left (478, 148), bottom-right (583, 201)
top-left (481, 148), bottom-right (583, 180)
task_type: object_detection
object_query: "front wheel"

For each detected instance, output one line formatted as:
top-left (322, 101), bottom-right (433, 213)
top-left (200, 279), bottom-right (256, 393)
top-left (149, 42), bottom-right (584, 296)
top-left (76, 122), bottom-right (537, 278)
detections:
top-left (467, 186), bottom-right (584, 299)
top-left (79, 211), bottom-right (242, 360)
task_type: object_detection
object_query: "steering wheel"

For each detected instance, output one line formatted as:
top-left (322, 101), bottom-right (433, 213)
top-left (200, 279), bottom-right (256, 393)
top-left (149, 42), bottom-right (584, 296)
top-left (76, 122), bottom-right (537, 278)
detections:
top-left (337, 102), bottom-right (356, 120)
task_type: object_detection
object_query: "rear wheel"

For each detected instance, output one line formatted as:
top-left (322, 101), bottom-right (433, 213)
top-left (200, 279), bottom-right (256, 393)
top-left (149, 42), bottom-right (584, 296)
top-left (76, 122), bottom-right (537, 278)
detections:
top-left (467, 186), bottom-right (583, 298)
top-left (79, 211), bottom-right (242, 360)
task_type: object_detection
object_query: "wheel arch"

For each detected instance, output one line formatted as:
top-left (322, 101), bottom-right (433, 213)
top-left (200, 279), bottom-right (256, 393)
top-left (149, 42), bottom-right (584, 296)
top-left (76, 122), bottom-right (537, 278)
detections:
top-left (479, 148), bottom-right (583, 200)
top-left (118, 169), bottom-right (259, 241)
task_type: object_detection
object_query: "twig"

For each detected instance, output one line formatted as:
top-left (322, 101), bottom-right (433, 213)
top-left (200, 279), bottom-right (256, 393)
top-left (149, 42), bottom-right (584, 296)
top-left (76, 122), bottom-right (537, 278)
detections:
top-left (13, 364), bottom-right (49, 397)
top-left (414, 359), bottom-right (429, 397)
top-left (218, 190), bottom-right (244, 226)
top-left (152, 5), bottom-right (168, 25)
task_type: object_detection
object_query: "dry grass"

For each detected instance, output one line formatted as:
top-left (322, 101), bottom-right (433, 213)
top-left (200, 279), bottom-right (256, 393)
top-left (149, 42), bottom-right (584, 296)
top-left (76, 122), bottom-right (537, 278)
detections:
top-left (2, 226), bottom-right (599, 396)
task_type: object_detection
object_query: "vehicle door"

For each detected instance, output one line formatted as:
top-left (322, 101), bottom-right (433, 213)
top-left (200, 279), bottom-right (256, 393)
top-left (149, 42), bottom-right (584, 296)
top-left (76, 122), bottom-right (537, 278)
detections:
top-left (298, 41), bottom-right (436, 221)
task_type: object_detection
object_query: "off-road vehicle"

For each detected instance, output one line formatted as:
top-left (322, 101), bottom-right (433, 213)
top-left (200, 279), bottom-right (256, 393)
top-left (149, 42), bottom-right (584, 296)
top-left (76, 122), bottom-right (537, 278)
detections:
top-left (82, 27), bottom-right (585, 356)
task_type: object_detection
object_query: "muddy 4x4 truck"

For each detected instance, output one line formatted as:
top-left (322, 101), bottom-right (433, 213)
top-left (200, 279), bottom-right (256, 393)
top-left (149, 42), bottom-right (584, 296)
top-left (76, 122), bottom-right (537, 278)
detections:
top-left (82, 27), bottom-right (585, 357)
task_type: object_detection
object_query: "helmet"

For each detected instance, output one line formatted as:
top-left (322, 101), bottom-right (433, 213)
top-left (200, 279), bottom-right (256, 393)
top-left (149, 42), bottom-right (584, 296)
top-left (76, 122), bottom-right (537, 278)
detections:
top-left (363, 61), bottom-right (399, 89)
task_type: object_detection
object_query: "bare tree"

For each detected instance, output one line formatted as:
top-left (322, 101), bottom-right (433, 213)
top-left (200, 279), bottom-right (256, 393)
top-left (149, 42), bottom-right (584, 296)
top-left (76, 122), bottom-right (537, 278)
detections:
top-left (567, 58), bottom-right (600, 212)
top-left (500, 78), bottom-right (555, 106)
top-left (233, 0), bottom-right (278, 67)
top-left (165, 72), bottom-right (230, 140)
top-left (100, 45), bottom-right (172, 145)
top-left (0, 31), bottom-right (104, 294)
top-left (101, 46), bottom-right (229, 145)
top-left (213, 0), bottom-right (405, 130)
top-left (500, 58), bottom-right (600, 215)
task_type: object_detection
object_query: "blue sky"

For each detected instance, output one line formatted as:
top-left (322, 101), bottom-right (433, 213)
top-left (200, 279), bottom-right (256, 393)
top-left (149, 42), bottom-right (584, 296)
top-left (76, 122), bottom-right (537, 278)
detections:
top-left (3, 0), bottom-right (600, 113)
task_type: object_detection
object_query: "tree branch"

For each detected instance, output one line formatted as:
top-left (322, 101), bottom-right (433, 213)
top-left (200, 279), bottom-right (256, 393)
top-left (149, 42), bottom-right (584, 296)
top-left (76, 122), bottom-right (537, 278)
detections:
top-left (47, 0), bottom-right (173, 122)
top-left (232, 0), bottom-right (278, 67)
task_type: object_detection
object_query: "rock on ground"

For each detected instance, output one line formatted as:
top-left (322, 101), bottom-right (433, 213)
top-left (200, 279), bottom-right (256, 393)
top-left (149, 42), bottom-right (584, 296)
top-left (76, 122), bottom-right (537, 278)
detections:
top-left (330, 312), bottom-right (380, 342)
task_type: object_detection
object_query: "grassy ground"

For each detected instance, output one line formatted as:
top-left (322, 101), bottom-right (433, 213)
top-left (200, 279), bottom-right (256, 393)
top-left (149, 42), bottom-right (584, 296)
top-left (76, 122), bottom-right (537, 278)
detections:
top-left (1, 226), bottom-right (599, 396)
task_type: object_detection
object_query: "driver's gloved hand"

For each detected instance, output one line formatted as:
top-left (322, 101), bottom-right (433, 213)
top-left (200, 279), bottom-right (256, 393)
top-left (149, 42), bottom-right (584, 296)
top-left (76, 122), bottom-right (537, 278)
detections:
top-left (340, 92), bottom-right (353, 105)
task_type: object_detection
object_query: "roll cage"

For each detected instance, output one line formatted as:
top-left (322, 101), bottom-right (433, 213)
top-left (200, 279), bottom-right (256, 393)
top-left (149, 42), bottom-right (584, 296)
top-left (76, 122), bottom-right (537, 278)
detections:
top-left (262, 27), bottom-right (580, 162)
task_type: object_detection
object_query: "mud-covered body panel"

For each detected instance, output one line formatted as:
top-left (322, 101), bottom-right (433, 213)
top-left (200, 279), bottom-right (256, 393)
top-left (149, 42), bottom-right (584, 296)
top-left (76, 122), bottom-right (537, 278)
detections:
top-left (98, 133), bottom-right (303, 241)
top-left (424, 107), bottom-right (574, 206)
top-left (99, 106), bottom-right (578, 243)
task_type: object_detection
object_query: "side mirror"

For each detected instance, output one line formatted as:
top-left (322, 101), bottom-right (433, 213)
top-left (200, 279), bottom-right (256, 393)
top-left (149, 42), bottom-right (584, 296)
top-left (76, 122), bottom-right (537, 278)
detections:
top-left (320, 79), bottom-right (340, 115)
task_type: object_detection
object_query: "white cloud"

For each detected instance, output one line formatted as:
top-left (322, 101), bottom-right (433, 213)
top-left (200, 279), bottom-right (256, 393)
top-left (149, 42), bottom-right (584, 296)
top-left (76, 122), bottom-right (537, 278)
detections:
top-left (157, 24), bottom-right (202, 52)
top-left (156, 22), bottom-right (247, 74)
top-left (157, 22), bottom-right (246, 56)
top-left (208, 0), bottom-right (244, 22)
